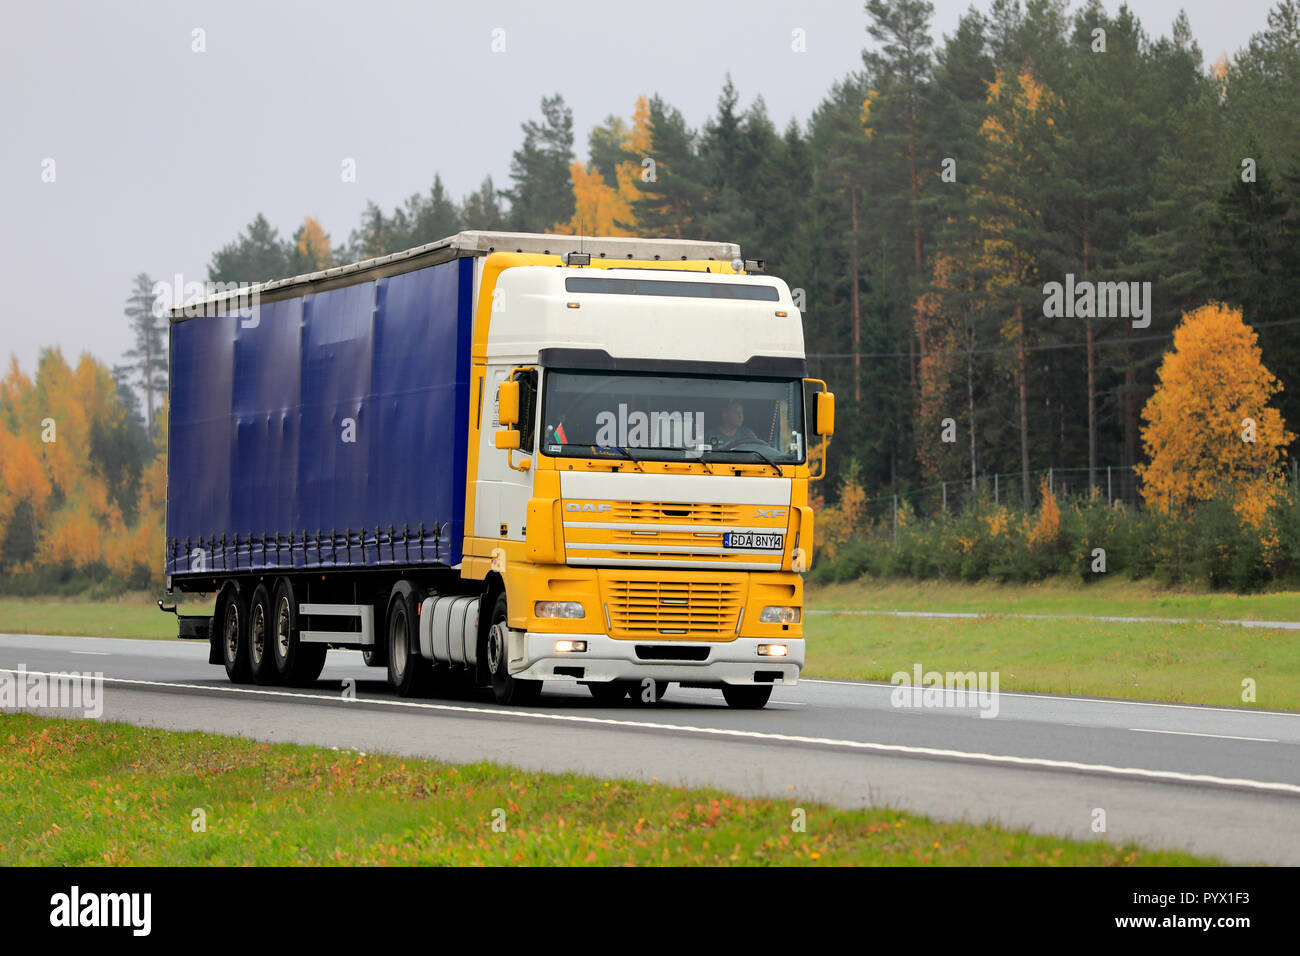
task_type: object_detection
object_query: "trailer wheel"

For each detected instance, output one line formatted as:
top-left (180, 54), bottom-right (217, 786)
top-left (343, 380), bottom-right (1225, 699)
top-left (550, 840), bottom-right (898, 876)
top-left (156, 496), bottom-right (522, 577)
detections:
top-left (721, 684), bottom-right (772, 709)
top-left (486, 593), bottom-right (542, 706)
top-left (386, 585), bottom-right (429, 697)
top-left (248, 584), bottom-right (279, 685)
top-left (220, 586), bottom-right (252, 684)
top-left (272, 579), bottom-right (326, 686)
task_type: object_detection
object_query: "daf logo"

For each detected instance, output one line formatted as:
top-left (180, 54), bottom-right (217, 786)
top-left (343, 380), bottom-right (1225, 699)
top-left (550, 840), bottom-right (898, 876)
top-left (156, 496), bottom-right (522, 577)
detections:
top-left (756, 508), bottom-right (787, 518)
top-left (565, 502), bottom-right (612, 513)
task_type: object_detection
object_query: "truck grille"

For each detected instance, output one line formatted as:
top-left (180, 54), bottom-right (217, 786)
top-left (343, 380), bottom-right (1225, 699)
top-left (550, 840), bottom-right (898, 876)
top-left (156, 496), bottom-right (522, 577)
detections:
top-left (610, 501), bottom-right (741, 524)
top-left (603, 576), bottom-right (743, 639)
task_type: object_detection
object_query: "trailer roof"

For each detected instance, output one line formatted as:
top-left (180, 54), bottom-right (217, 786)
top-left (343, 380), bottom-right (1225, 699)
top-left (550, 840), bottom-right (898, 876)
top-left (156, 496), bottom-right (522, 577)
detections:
top-left (166, 231), bottom-right (743, 321)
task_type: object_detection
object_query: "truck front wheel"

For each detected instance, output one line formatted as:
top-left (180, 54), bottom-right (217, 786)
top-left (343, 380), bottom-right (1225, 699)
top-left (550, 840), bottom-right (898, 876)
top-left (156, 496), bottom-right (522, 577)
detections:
top-left (721, 684), bottom-right (772, 709)
top-left (486, 593), bottom-right (541, 706)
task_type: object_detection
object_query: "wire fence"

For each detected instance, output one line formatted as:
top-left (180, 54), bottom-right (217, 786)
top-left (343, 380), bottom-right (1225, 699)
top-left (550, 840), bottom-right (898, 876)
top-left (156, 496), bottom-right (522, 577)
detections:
top-left (855, 466), bottom-right (1141, 523)
top-left (855, 460), bottom-right (1300, 525)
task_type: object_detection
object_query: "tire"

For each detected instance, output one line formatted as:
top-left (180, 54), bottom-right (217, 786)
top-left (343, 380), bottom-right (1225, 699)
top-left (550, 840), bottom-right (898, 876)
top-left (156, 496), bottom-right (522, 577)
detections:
top-left (220, 586), bottom-right (252, 684)
top-left (361, 643), bottom-right (388, 668)
top-left (247, 583), bottom-right (279, 685)
top-left (386, 584), bottom-right (430, 697)
top-left (272, 579), bottom-right (327, 686)
top-left (721, 684), bottom-right (772, 709)
top-left (486, 592), bottom-right (542, 706)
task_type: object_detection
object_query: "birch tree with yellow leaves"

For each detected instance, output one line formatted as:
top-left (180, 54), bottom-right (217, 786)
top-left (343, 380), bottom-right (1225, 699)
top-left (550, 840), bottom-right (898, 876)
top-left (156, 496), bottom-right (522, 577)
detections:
top-left (1137, 303), bottom-right (1294, 520)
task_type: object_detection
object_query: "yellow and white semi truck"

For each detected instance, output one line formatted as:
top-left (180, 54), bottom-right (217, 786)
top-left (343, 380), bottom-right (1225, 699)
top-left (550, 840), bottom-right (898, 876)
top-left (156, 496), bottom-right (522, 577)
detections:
top-left (164, 231), bottom-right (834, 709)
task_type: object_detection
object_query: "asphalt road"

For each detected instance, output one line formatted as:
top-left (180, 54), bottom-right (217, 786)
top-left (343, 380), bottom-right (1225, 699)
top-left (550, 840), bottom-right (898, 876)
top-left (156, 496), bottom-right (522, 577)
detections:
top-left (3, 631), bottom-right (1299, 864)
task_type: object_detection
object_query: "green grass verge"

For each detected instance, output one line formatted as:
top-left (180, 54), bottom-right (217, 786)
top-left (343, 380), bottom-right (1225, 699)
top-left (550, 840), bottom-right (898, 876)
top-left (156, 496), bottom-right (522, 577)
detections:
top-left (0, 593), bottom-right (204, 640)
top-left (0, 713), bottom-right (1214, 866)
top-left (808, 576), bottom-right (1300, 620)
top-left (804, 578), bottom-right (1300, 710)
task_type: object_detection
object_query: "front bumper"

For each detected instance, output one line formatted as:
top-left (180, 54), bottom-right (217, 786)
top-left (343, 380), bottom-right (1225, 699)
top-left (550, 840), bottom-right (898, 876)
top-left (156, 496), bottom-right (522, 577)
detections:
top-left (509, 632), bottom-right (804, 686)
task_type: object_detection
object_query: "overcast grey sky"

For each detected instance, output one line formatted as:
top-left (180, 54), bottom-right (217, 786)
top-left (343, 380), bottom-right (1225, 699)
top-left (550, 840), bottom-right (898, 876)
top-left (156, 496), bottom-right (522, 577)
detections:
top-left (0, 0), bottom-right (1281, 378)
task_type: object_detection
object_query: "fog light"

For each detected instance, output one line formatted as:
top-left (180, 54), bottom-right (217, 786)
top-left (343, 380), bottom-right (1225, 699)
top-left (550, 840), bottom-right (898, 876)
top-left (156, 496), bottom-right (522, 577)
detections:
top-left (759, 605), bottom-right (800, 624)
top-left (535, 601), bottom-right (585, 619)
top-left (757, 643), bottom-right (789, 657)
top-left (554, 639), bottom-right (587, 653)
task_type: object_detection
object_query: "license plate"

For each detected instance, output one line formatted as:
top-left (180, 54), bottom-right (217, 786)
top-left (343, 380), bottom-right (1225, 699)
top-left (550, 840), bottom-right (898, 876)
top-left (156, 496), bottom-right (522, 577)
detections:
top-left (724, 532), bottom-right (784, 550)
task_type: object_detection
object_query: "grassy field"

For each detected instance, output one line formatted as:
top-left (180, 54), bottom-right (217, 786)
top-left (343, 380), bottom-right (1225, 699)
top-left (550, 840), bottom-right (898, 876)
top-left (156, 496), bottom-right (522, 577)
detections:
top-left (2, 579), bottom-right (1298, 708)
top-left (806, 578), bottom-right (1300, 710)
top-left (0, 713), bottom-right (1214, 866)
top-left (0, 592), bottom-right (206, 640)
top-left (808, 577), bottom-right (1300, 620)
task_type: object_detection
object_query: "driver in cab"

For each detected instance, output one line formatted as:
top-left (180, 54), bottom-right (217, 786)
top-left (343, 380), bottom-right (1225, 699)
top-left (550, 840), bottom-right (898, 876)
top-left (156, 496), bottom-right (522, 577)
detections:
top-left (711, 400), bottom-right (758, 448)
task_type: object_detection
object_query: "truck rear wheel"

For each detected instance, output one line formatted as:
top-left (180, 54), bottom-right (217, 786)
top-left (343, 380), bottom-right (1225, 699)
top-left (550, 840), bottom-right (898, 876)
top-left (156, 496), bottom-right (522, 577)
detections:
top-left (721, 684), bottom-right (772, 709)
top-left (220, 587), bottom-right (252, 684)
top-left (272, 579), bottom-right (326, 686)
top-left (248, 584), bottom-right (279, 685)
top-left (487, 593), bottom-right (541, 706)
top-left (386, 585), bottom-right (430, 697)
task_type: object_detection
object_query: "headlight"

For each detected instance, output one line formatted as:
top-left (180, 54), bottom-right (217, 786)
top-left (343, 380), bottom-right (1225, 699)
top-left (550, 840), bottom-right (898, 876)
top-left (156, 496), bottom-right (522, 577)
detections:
top-left (554, 639), bottom-right (587, 653)
top-left (757, 643), bottom-right (789, 656)
top-left (760, 605), bottom-right (800, 624)
top-left (535, 601), bottom-right (585, 619)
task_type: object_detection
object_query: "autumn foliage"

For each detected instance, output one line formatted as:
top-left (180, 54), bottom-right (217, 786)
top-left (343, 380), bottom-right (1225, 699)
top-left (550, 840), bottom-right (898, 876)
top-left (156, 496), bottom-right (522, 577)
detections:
top-left (558, 97), bottom-right (652, 236)
top-left (0, 350), bottom-right (164, 588)
top-left (1137, 303), bottom-right (1293, 515)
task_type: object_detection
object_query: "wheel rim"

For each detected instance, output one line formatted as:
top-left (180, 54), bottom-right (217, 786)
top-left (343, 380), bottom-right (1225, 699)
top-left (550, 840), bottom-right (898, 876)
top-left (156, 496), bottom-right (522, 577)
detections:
top-left (276, 597), bottom-right (291, 659)
top-left (224, 605), bottom-right (240, 660)
top-left (392, 611), bottom-right (407, 680)
top-left (487, 624), bottom-right (503, 674)
top-left (251, 603), bottom-right (266, 664)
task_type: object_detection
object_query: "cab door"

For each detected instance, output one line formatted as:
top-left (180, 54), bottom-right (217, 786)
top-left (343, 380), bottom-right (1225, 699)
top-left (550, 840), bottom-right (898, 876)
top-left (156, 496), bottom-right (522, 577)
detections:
top-left (474, 365), bottom-right (537, 543)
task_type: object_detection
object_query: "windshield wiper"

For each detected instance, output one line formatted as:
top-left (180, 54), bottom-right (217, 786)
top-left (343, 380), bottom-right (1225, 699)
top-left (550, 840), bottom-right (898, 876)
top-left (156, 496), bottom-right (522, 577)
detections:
top-left (699, 448), bottom-right (782, 476)
top-left (731, 449), bottom-right (783, 476)
top-left (602, 444), bottom-right (645, 472)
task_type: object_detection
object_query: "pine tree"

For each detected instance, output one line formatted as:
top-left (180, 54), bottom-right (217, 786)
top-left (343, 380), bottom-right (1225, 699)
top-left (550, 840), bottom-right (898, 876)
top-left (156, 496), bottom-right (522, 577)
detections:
top-left (461, 176), bottom-right (506, 230)
top-left (121, 273), bottom-right (167, 439)
top-left (207, 213), bottom-right (290, 283)
top-left (629, 96), bottom-right (707, 238)
top-left (403, 174), bottom-right (462, 246)
top-left (506, 95), bottom-right (576, 232)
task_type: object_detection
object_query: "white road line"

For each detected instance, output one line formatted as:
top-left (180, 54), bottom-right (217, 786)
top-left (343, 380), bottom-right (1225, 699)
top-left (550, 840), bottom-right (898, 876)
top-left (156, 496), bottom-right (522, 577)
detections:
top-left (1130, 728), bottom-right (1280, 743)
top-left (67, 650), bottom-right (110, 656)
top-left (807, 608), bottom-right (1300, 630)
top-left (5, 636), bottom-right (1295, 720)
top-left (800, 678), bottom-right (1300, 719)
top-left (6, 666), bottom-right (1299, 798)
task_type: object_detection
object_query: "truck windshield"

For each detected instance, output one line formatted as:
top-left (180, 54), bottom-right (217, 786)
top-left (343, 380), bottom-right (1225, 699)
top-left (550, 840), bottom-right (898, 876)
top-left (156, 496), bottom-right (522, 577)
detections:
top-left (541, 369), bottom-right (805, 463)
